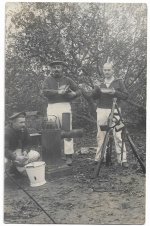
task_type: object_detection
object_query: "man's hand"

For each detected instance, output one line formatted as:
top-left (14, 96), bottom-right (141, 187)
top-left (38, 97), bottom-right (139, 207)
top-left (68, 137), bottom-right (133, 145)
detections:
top-left (66, 91), bottom-right (77, 98)
top-left (58, 90), bottom-right (67, 95)
top-left (23, 150), bottom-right (28, 157)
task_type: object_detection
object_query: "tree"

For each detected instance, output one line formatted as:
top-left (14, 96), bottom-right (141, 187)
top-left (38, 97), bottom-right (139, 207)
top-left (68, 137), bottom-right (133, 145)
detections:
top-left (5, 3), bottom-right (147, 124)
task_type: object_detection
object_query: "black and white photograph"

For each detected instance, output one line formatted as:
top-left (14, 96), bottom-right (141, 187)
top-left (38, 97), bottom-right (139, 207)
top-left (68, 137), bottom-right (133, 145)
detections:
top-left (3, 1), bottom-right (148, 224)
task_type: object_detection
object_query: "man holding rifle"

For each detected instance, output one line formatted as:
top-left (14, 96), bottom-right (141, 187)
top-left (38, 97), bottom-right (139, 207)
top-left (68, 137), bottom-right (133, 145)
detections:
top-left (91, 62), bottom-right (129, 167)
top-left (42, 61), bottom-right (81, 166)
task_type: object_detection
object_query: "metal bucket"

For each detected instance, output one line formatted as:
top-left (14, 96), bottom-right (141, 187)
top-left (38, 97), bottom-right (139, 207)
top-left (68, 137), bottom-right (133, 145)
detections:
top-left (25, 161), bottom-right (46, 187)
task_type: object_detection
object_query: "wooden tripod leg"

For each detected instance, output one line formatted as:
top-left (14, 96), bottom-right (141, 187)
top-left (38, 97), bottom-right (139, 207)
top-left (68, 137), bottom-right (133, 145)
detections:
top-left (92, 130), bottom-right (110, 178)
top-left (120, 128), bottom-right (125, 165)
top-left (106, 140), bottom-right (110, 166)
top-left (106, 130), bottom-right (113, 166)
top-left (126, 131), bottom-right (146, 174)
top-left (109, 132), bottom-right (113, 165)
top-left (115, 104), bottom-right (146, 174)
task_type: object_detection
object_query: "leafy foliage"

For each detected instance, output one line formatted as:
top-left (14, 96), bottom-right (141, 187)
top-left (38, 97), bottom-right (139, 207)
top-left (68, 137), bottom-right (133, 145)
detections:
top-left (5, 3), bottom-right (147, 124)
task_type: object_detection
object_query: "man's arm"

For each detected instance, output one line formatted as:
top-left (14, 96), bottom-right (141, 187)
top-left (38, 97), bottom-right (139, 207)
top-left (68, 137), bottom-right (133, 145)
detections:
top-left (5, 133), bottom-right (16, 160)
top-left (5, 129), bottom-right (29, 165)
top-left (21, 129), bottom-right (31, 153)
top-left (67, 77), bottom-right (81, 97)
top-left (42, 78), bottom-right (59, 98)
top-left (114, 79), bottom-right (128, 100)
top-left (90, 81), bottom-right (128, 100)
top-left (42, 77), bottom-right (69, 99)
top-left (91, 85), bottom-right (101, 99)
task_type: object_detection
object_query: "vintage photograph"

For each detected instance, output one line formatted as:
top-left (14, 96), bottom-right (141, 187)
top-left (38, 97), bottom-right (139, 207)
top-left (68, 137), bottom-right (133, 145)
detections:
top-left (4, 2), bottom-right (146, 224)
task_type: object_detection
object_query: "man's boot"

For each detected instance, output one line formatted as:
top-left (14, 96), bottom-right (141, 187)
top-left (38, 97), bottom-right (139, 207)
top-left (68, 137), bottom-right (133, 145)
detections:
top-left (66, 154), bottom-right (73, 166)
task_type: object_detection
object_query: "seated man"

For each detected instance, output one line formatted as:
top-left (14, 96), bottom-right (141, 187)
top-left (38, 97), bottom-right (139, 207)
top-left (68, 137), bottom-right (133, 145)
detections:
top-left (5, 112), bottom-right (40, 175)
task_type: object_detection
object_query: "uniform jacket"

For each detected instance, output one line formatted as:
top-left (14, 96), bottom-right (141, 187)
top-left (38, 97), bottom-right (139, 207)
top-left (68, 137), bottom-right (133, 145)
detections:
top-left (42, 75), bottom-right (81, 103)
top-left (92, 78), bottom-right (128, 109)
top-left (5, 125), bottom-right (30, 160)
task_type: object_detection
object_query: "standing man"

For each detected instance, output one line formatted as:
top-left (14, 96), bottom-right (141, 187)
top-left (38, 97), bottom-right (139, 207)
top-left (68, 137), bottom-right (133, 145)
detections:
top-left (42, 61), bottom-right (81, 165)
top-left (91, 62), bottom-right (129, 167)
top-left (5, 112), bottom-right (40, 175)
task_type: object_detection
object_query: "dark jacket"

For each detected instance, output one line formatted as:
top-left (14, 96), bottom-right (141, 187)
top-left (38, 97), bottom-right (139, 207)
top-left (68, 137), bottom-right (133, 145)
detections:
top-left (5, 125), bottom-right (30, 160)
top-left (92, 78), bottom-right (128, 109)
top-left (42, 75), bottom-right (81, 103)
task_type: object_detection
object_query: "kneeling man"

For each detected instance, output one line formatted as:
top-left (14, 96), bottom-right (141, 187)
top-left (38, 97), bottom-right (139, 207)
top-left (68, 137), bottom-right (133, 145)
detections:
top-left (5, 112), bottom-right (40, 175)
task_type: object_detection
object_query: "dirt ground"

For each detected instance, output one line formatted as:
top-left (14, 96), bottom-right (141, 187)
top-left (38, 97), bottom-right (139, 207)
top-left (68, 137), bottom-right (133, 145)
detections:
top-left (4, 125), bottom-right (146, 224)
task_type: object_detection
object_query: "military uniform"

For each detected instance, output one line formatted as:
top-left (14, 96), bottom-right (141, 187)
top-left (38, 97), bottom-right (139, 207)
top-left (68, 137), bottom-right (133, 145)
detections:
top-left (42, 61), bottom-right (81, 164)
top-left (92, 78), bottom-right (128, 163)
top-left (5, 112), bottom-right (40, 173)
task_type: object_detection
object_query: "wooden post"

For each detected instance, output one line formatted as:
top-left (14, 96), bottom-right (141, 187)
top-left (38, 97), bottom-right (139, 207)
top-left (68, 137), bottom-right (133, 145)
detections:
top-left (42, 129), bottom-right (61, 164)
top-left (62, 113), bottom-right (71, 131)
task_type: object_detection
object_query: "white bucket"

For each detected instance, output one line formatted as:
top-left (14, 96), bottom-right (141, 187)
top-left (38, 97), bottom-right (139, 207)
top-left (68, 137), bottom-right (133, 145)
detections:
top-left (25, 161), bottom-right (46, 187)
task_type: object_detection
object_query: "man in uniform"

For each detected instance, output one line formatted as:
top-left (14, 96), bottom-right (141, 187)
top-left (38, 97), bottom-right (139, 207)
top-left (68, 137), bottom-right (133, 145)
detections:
top-left (91, 62), bottom-right (129, 167)
top-left (42, 61), bottom-right (81, 165)
top-left (5, 112), bottom-right (40, 175)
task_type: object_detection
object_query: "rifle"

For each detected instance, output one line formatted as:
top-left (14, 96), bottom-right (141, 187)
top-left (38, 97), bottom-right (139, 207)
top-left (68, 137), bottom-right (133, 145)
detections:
top-left (92, 98), bottom-right (146, 178)
top-left (92, 98), bottom-right (117, 178)
top-left (115, 104), bottom-right (146, 174)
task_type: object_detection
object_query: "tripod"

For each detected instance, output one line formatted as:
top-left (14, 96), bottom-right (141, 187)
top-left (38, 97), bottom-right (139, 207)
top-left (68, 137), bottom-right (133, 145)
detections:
top-left (92, 98), bottom-right (146, 178)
